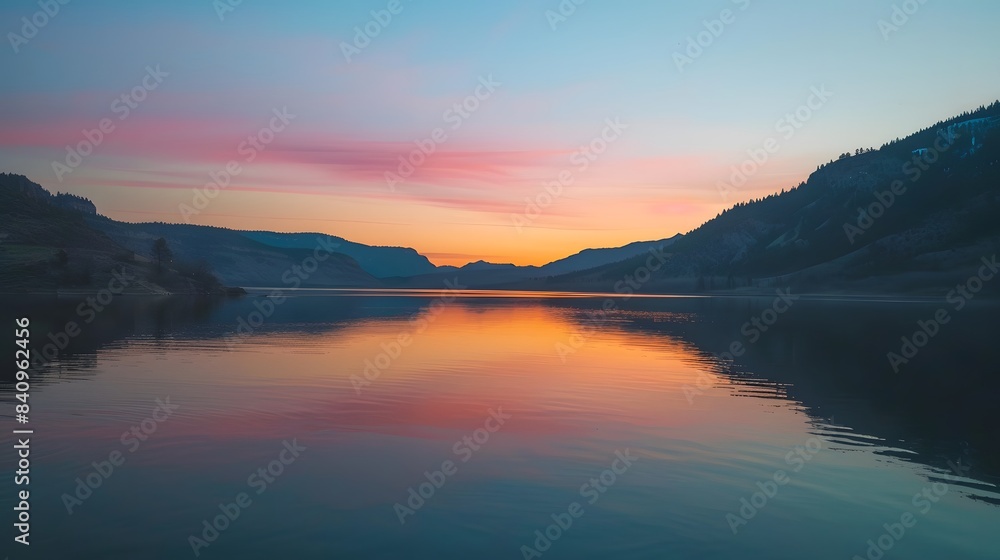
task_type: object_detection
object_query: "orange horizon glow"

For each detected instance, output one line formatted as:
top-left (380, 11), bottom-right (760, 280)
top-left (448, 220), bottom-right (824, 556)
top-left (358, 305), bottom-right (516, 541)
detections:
top-left (80, 162), bottom-right (809, 267)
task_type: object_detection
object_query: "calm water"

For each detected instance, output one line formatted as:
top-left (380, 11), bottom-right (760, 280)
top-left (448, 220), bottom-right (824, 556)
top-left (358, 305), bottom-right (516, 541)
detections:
top-left (1, 291), bottom-right (998, 559)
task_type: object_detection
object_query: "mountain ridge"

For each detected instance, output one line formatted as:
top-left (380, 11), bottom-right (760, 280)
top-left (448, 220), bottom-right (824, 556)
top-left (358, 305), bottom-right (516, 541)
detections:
top-left (3, 101), bottom-right (998, 295)
top-left (527, 101), bottom-right (1000, 295)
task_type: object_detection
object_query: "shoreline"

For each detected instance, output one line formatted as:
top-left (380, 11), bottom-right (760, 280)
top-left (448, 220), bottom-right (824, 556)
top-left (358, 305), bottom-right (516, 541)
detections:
top-left (3, 287), bottom-right (994, 304)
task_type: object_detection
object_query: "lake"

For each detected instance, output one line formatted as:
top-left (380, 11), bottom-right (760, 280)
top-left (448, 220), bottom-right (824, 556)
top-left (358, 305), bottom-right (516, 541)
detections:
top-left (1, 290), bottom-right (998, 559)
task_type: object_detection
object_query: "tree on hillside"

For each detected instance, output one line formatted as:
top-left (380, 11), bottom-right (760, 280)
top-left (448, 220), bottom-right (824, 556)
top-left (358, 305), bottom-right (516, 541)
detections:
top-left (152, 237), bottom-right (173, 273)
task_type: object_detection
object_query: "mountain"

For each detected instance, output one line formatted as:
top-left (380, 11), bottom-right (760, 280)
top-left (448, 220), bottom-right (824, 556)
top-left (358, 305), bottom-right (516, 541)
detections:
top-left (239, 231), bottom-right (437, 278)
top-left (460, 260), bottom-right (524, 272)
top-left (86, 219), bottom-right (381, 289)
top-left (539, 101), bottom-right (1000, 295)
top-left (85, 220), bottom-right (435, 287)
top-left (0, 174), bottom-right (232, 294)
top-left (383, 237), bottom-right (685, 289)
top-left (0, 173), bottom-right (115, 252)
top-left (4, 172), bottom-right (680, 292)
top-left (537, 235), bottom-right (682, 276)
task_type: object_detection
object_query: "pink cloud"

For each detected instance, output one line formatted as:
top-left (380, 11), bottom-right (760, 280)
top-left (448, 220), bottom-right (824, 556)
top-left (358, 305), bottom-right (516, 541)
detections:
top-left (271, 142), bottom-right (570, 187)
top-left (5, 104), bottom-right (737, 220)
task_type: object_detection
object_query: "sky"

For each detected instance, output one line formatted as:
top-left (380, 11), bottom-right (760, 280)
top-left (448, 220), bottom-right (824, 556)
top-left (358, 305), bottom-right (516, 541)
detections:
top-left (2, 0), bottom-right (999, 266)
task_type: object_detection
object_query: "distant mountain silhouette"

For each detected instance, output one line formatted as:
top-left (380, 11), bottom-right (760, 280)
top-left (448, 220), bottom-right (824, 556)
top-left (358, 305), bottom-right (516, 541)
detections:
top-left (87, 219), bottom-right (381, 289)
top-left (537, 235), bottom-right (682, 276)
top-left (239, 230), bottom-right (437, 278)
top-left (383, 237), bottom-right (684, 289)
top-left (458, 260), bottom-right (520, 272)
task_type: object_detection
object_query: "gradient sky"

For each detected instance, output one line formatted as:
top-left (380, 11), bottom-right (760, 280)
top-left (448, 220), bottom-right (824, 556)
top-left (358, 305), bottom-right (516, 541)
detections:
top-left (2, 0), bottom-right (999, 266)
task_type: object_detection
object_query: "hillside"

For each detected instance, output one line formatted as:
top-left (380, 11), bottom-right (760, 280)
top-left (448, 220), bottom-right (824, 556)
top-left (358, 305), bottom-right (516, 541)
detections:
top-left (385, 236), bottom-right (685, 289)
top-left (539, 102), bottom-right (1000, 295)
top-left (88, 219), bottom-right (383, 289)
top-left (0, 174), bottom-right (234, 294)
top-left (538, 235), bottom-right (682, 276)
top-left (240, 230), bottom-right (436, 278)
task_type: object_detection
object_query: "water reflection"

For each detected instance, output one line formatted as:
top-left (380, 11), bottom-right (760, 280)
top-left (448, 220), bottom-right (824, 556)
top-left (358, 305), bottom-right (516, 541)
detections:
top-left (0, 292), bottom-right (997, 559)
